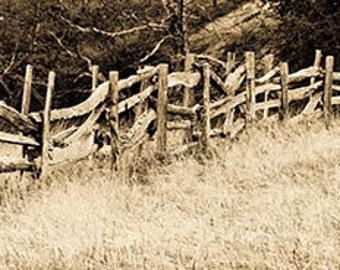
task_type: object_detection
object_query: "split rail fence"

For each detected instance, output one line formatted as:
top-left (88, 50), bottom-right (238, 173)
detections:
top-left (0, 50), bottom-right (339, 179)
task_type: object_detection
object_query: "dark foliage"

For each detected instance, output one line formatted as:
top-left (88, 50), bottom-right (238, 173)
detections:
top-left (0, 0), bottom-right (243, 111)
top-left (265, 0), bottom-right (340, 70)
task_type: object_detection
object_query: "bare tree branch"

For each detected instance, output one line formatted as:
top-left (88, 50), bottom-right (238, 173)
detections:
top-left (48, 30), bottom-right (76, 57)
top-left (73, 72), bottom-right (92, 83)
top-left (195, 54), bottom-right (227, 69)
top-left (140, 35), bottom-right (174, 63)
top-left (77, 50), bottom-right (94, 72)
top-left (2, 50), bottom-right (17, 75)
top-left (0, 78), bottom-right (11, 95)
top-left (59, 15), bottom-right (166, 38)
top-left (77, 50), bottom-right (107, 82)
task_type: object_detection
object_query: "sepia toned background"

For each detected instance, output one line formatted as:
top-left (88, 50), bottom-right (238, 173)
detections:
top-left (0, 0), bottom-right (339, 269)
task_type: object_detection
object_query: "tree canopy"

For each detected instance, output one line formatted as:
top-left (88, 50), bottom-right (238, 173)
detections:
top-left (1, 0), bottom-right (246, 109)
top-left (265, 0), bottom-right (340, 69)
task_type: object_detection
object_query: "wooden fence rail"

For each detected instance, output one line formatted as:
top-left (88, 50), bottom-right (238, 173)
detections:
top-left (0, 50), bottom-right (339, 178)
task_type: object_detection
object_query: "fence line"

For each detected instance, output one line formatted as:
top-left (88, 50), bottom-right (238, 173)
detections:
top-left (0, 50), bottom-right (338, 179)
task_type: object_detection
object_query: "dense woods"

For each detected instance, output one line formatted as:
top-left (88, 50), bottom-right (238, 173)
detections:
top-left (1, 0), bottom-right (340, 109)
top-left (0, 0), bottom-right (245, 109)
top-left (266, 0), bottom-right (340, 69)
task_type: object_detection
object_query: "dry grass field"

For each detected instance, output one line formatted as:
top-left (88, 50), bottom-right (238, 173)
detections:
top-left (0, 118), bottom-right (339, 269)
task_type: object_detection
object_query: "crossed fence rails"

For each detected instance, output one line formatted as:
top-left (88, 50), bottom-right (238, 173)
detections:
top-left (0, 50), bottom-right (338, 179)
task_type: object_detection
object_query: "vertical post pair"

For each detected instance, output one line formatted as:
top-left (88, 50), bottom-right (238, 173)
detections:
top-left (246, 52), bottom-right (290, 122)
top-left (280, 53), bottom-right (334, 126)
top-left (21, 65), bottom-right (55, 179)
top-left (108, 63), bottom-right (169, 180)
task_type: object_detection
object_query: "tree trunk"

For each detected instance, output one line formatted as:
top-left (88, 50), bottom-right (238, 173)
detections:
top-left (175, 0), bottom-right (189, 71)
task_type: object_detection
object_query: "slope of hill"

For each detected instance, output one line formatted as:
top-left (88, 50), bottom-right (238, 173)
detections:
top-left (190, 0), bottom-right (279, 59)
top-left (0, 2), bottom-right (339, 269)
top-left (0, 118), bottom-right (339, 269)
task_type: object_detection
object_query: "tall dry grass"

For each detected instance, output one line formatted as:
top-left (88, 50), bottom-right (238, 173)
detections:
top-left (0, 118), bottom-right (339, 269)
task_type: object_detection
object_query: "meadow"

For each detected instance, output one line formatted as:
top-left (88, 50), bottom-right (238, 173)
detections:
top-left (0, 117), bottom-right (339, 269)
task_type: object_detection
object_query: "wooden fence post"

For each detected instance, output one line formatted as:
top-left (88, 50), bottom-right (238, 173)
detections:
top-left (92, 65), bottom-right (99, 91)
top-left (183, 53), bottom-right (195, 143)
top-left (324, 56), bottom-right (334, 129)
top-left (263, 54), bottom-right (274, 118)
top-left (183, 53), bottom-right (195, 107)
top-left (225, 51), bottom-right (234, 76)
top-left (40, 71), bottom-right (55, 178)
top-left (20, 65), bottom-right (33, 177)
top-left (109, 71), bottom-right (120, 174)
top-left (21, 65), bottom-right (33, 115)
top-left (156, 64), bottom-right (168, 160)
top-left (201, 63), bottom-right (211, 154)
top-left (134, 68), bottom-right (150, 159)
top-left (310, 50), bottom-right (322, 85)
top-left (280, 62), bottom-right (289, 120)
top-left (245, 51), bottom-right (256, 124)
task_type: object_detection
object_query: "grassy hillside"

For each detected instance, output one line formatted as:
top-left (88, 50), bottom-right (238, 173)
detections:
top-left (189, 1), bottom-right (278, 59)
top-left (0, 118), bottom-right (339, 269)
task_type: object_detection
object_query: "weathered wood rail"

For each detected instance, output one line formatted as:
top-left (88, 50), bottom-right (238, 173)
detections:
top-left (1, 50), bottom-right (339, 179)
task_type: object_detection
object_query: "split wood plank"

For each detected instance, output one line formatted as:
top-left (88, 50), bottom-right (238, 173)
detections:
top-left (324, 56), bottom-right (334, 128)
top-left (40, 71), bottom-right (55, 178)
top-left (21, 65), bottom-right (33, 115)
top-left (288, 81), bottom-right (323, 102)
top-left (0, 102), bottom-right (39, 133)
top-left (245, 51), bottom-right (256, 123)
top-left (262, 54), bottom-right (274, 118)
top-left (0, 131), bottom-right (39, 147)
top-left (167, 120), bottom-right (192, 130)
top-left (255, 66), bottom-right (279, 84)
top-left (92, 65), bottom-right (99, 91)
top-left (280, 62), bottom-right (289, 120)
top-left (0, 158), bottom-right (36, 173)
top-left (201, 63), bottom-right (211, 154)
top-left (118, 85), bottom-right (156, 114)
top-left (156, 64), bottom-right (168, 159)
top-left (109, 71), bottom-right (120, 172)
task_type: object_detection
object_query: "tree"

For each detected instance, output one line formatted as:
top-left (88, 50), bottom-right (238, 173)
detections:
top-left (0, 0), bottom-right (169, 109)
top-left (0, 0), bottom-right (241, 109)
top-left (265, 0), bottom-right (340, 69)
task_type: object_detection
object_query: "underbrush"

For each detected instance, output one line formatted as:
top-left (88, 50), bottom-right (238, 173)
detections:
top-left (0, 118), bottom-right (339, 269)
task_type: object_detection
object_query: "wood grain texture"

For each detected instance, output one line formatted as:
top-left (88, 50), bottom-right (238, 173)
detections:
top-left (0, 102), bottom-right (39, 133)
top-left (156, 64), bottom-right (168, 158)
